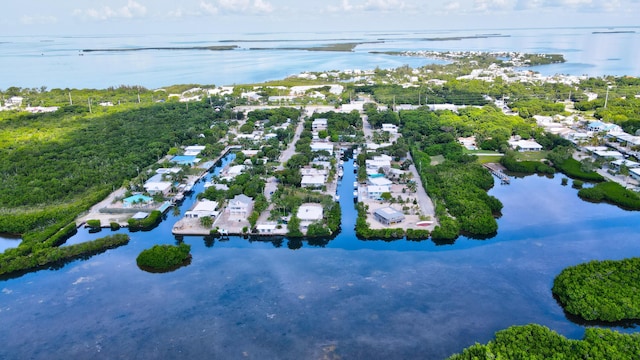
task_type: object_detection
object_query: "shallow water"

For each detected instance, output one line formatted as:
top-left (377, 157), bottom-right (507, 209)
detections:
top-left (1, 27), bottom-right (639, 90)
top-left (1, 156), bottom-right (639, 359)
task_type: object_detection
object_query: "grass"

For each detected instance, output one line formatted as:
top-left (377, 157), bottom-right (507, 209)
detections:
top-left (430, 155), bottom-right (445, 165)
top-left (513, 150), bottom-right (550, 161)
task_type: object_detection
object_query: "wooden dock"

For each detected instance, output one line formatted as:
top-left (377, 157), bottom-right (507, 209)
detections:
top-left (483, 163), bottom-right (510, 184)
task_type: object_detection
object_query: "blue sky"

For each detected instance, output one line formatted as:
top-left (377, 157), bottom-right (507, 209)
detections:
top-left (2, 0), bottom-right (639, 36)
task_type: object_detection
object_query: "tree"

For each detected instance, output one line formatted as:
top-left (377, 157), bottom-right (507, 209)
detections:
top-left (199, 216), bottom-right (213, 228)
top-left (380, 192), bottom-right (392, 202)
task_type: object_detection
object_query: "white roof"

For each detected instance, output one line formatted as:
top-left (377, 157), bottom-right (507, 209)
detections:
top-left (143, 182), bottom-right (172, 192)
top-left (301, 175), bottom-right (325, 185)
top-left (611, 159), bottom-right (640, 168)
top-left (594, 150), bottom-right (624, 158)
top-left (256, 223), bottom-right (277, 230)
top-left (297, 204), bottom-right (324, 221)
top-left (368, 185), bottom-right (390, 193)
top-left (310, 142), bottom-right (333, 151)
top-left (509, 139), bottom-right (543, 149)
top-left (192, 200), bottom-right (218, 212)
top-left (368, 177), bottom-right (393, 186)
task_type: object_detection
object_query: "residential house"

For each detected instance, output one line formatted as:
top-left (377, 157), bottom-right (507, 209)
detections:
top-left (508, 139), bottom-right (543, 152)
top-left (301, 175), bottom-right (326, 189)
top-left (310, 142), bottom-right (334, 155)
top-left (227, 194), bottom-right (254, 219)
top-left (143, 174), bottom-right (172, 196)
top-left (312, 118), bottom-right (328, 131)
top-left (373, 207), bottom-right (405, 226)
top-left (381, 123), bottom-right (398, 134)
top-left (185, 200), bottom-right (219, 218)
top-left (297, 204), bottom-right (324, 230)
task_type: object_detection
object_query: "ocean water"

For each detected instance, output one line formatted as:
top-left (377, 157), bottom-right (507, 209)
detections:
top-left (1, 155), bottom-right (640, 359)
top-left (2, 28), bottom-right (640, 359)
top-left (0, 27), bottom-right (639, 90)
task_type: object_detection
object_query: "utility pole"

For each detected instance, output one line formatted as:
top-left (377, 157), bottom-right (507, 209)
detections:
top-left (69, 92), bottom-right (73, 105)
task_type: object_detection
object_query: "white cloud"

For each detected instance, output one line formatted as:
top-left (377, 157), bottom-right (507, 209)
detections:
top-left (327, 0), bottom-right (409, 12)
top-left (199, 0), bottom-right (274, 14)
top-left (444, 1), bottom-right (461, 11)
top-left (73, 0), bottom-right (147, 21)
top-left (21, 15), bottom-right (57, 25)
top-left (474, 0), bottom-right (513, 12)
top-left (199, 0), bottom-right (219, 15)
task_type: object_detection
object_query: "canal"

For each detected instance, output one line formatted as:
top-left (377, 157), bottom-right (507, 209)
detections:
top-left (1, 154), bottom-right (640, 359)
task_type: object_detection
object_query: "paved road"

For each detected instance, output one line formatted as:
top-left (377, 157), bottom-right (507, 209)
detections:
top-left (362, 116), bottom-right (436, 220)
top-left (278, 118), bottom-right (305, 165)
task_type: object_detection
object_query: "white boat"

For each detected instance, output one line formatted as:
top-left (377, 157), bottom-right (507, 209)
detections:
top-left (416, 221), bottom-right (433, 227)
top-left (334, 194), bottom-right (340, 201)
top-left (353, 181), bottom-right (358, 189)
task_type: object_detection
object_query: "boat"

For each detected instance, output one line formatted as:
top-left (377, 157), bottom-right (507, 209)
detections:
top-left (334, 194), bottom-right (340, 201)
top-left (353, 181), bottom-right (358, 189)
top-left (416, 221), bottom-right (433, 227)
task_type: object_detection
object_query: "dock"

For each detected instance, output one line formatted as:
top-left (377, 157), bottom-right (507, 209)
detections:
top-left (483, 163), bottom-right (510, 184)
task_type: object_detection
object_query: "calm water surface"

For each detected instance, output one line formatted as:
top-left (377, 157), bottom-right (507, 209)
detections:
top-left (1, 155), bottom-right (639, 359)
top-left (1, 27), bottom-right (639, 89)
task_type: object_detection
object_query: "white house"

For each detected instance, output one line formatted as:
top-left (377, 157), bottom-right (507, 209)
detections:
top-left (256, 223), bottom-right (278, 234)
top-left (593, 150), bottom-right (624, 160)
top-left (297, 204), bottom-right (324, 229)
top-left (4, 96), bottom-right (23, 107)
top-left (184, 145), bottom-right (207, 156)
top-left (508, 139), bottom-right (543, 152)
top-left (610, 159), bottom-right (640, 172)
top-left (367, 185), bottom-right (391, 200)
top-left (185, 200), bottom-right (219, 218)
top-left (227, 194), bottom-right (254, 219)
top-left (301, 175), bottom-right (326, 189)
top-left (381, 123), bottom-right (398, 134)
top-left (630, 168), bottom-right (640, 181)
top-left (368, 177), bottom-right (393, 187)
top-left (310, 142), bottom-right (334, 155)
top-left (143, 174), bottom-right (172, 196)
top-left (312, 118), bottom-right (328, 131)
top-left (366, 155), bottom-right (392, 172)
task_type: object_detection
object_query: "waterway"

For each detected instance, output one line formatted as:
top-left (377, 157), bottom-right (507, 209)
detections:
top-left (1, 152), bottom-right (640, 359)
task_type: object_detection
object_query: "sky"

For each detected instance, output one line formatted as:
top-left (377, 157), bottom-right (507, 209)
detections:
top-left (1, 0), bottom-right (639, 36)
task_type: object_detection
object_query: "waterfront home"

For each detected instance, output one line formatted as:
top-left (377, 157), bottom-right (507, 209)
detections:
top-left (297, 204), bottom-right (324, 230)
top-left (592, 149), bottom-right (624, 160)
top-left (143, 174), bottom-right (172, 196)
top-left (184, 145), bottom-right (207, 156)
top-left (367, 185), bottom-right (391, 200)
top-left (366, 155), bottom-right (392, 172)
top-left (256, 223), bottom-right (278, 234)
top-left (301, 175), bottom-right (326, 189)
top-left (227, 194), bottom-right (254, 219)
top-left (185, 200), bottom-right (219, 219)
top-left (606, 132), bottom-right (640, 147)
top-left (610, 159), bottom-right (640, 172)
top-left (374, 207), bottom-right (405, 226)
top-left (310, 142), bottom-right (334, 155)
top-left (508, 139), bottom-right (543, 152)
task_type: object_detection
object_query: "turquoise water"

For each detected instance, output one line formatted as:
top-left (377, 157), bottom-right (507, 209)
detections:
top-left (0, 27), bottom-right (638, 90)
top-left (123, 194), bottom-right (153, 205)
top-left (1, 155), bottom-right (640, 359)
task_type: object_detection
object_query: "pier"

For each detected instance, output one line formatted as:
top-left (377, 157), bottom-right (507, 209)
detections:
top-left (483, 163), bottom-right (510, 184)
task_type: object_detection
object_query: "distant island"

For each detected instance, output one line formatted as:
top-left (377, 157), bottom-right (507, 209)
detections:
top-left (592, 30), bottom-right (635, 34)
top-left (249, 41), bottom-right (383, 52)
top-left (81, 45), bottom-right (238, 52)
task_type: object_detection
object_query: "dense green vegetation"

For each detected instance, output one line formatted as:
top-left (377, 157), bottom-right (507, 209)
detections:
top-left (0, 98), bottom-right (234, 238)
top-left (448, 324), bottom-right (640, 359)
top-left (400, 108), bottom-right (507, 239)
top-left (552, 257), bottom-right (640, 322)
top-left (127, 210), bottom-right (162, 231)
top-left (552, 157), bottom-right (605, 182)
top-left (0, 234), bottom-right (129, 278)
top-left (136, 243), bottom-right (191, 272)
top-left (578, 182), bottom-right (640, 210)
top-left (500, 152), bottom-right (555, 174)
